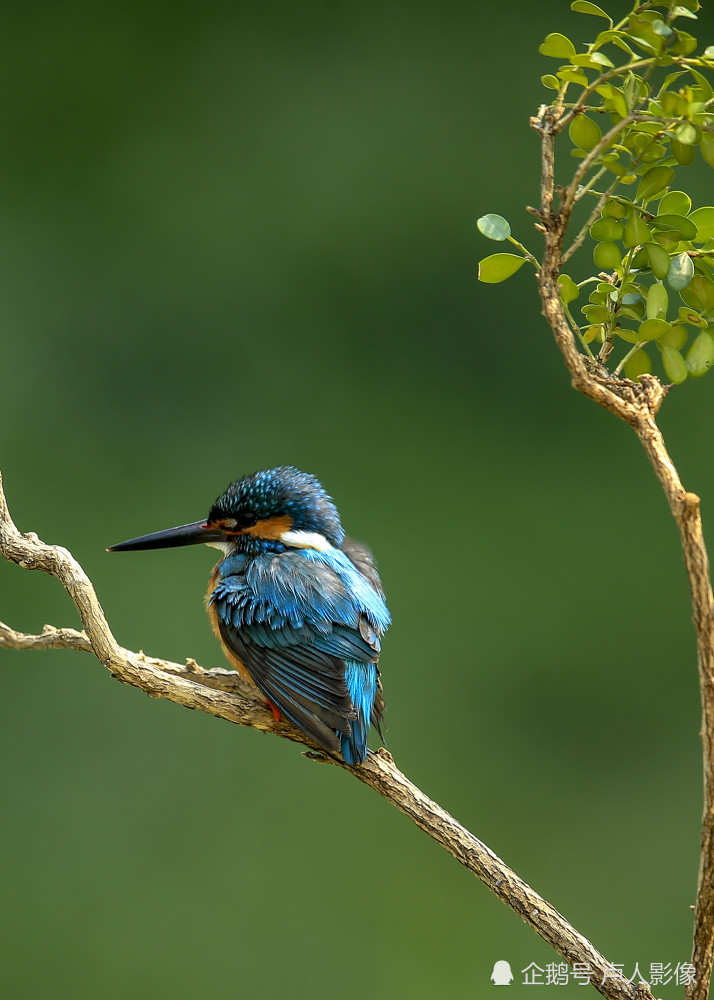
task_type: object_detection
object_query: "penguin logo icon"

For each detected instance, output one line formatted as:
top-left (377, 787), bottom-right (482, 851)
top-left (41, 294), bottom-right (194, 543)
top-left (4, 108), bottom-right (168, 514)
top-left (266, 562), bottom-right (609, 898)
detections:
top-left (491, 960), bottom-right (514, 985)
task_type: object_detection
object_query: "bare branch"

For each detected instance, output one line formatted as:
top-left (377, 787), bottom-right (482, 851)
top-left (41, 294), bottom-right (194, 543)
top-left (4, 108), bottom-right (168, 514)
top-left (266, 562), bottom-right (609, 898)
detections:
top-left (1, 622), bottom-right (94, 653)
top-left (0, 468), bottom-right (658, 1000)
top-left (0, 622), bottom-right (260, 697)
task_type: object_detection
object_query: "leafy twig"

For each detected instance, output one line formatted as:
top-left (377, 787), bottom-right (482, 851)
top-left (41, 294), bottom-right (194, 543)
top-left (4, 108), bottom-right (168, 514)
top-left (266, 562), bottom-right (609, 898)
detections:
top-left (532, 106), bottom-right (714, 1000)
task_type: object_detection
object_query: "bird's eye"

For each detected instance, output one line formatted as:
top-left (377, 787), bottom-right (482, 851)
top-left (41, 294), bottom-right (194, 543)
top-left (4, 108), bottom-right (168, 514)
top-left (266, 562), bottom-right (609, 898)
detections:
top-left (236, 511), bottom-right (258, 528)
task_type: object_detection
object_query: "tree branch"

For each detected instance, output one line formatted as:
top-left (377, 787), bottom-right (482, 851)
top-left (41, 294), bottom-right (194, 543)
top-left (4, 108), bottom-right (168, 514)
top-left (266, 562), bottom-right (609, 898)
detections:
top-left (534, 110), bottom-right (714, 1000)
top-left (0, 467), bottom-right (659, 1000)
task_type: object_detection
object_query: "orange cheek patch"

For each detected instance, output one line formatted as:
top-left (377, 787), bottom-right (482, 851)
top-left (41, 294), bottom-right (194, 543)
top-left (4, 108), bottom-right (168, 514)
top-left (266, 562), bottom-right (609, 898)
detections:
top-left (245, 514), bottom-right (293, 540)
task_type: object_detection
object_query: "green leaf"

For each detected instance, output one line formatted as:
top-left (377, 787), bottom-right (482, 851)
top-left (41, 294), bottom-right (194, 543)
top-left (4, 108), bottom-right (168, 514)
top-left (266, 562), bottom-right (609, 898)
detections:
top-left (658, 191), bottom-right (691, 217)
top-left (624, 72), bottom-right (649, 111)
top-left (631, 247), bottom-right (650, 269)
top-left (640, 142), bottom-right (667, 164)
top-left (671, 4), bottom-right (698, 17)
top-left (638, 318), bottom-right (670, 341)
top-left (651, 214), bottom-right (698, 241)
top-left (596, 29), bottom-right (632, 50)
top-left (478, 253), bottom-right (526, 283)
top-left (602, 198), bottom-right (629, 219)
top-left (660, 343), bottom-right (688, 383)
top-left (593, 241), bottom-right (622, 270)
top-left (637, 165), bottom-right (675, 202)
top-left (583, 325), bottom-right (604, 344)
top-left (653, 231), bottom-right (683, 252)
top-left (681, 275), bottom-right (714, 312)
top-left (661, 90), bottom-right (688, 116)
top-left (539, 32), bottom-right (577, 58)
top-left (675, 122), bottom-right (699, 145)
top-left (624, 349), bottom-right (651, 379)
top-left (613, 37), bottom-right (637, 55)
top-left (658, 324), bottom-right (687, 348)
top-left (704, 44), bottom-right (714, 58)
top-left (689, 207), bottom-right (714, 242)
top-left (670, 30), bottom-right (697, 56)
top-left (558, 68), bottom-right (589, 85)
top-left (541, 74), bottom-right (560, 90)
top-left (595, 83), bottom-right (628, 118)
top-left (557, 274), bottom-right (580, 304)
top-left (583, 51), bottom-right (615, 67)
top-left (582, 304), bottom-right (610, 324)
top-left (626, 15), bottom-right (665, 52)
top-left (477, 214), bottom-right (512, 241)
top-left (623, 214), bottom-right (651, 248)
top-left (688, 67), bottom-right (713, 101)
top-left (687, 331), bottom-right (714, 376)
top-left (701, 136), bottom-right (714, 168)
top-left (590, 218), bottom-right (624, 241)
top-left (602, 156), bottom-right (629, 177)
top-left (631, 123), bottom-right (665, 137)
top-left (671, 137), bottom-right (696, 165)
top-left (571, 0), bottom-right (610, 18)
top-left (659, 70), bottom-right (687, 93)
top-left (668, 252), bottom-right (695, 290)
top-left (645, 243), bottom-right (672, 279)
top-left (645, 243), bottom-right (670, 280)
top-left (646, 282), bottom-right (668, 320)
top-left (679, 306), bottom-right (708, 328)
top-left (617, 283), bottom-right (642, 304)
top-left (628, 36), bottom-right (660, 56)
top-left (569, 115), bottom-right (602, 151)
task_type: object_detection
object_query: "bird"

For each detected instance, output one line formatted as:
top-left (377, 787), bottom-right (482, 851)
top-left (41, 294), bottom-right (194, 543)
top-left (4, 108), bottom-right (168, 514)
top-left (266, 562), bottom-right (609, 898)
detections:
top-left (107, 467), bottom-right (390, 764)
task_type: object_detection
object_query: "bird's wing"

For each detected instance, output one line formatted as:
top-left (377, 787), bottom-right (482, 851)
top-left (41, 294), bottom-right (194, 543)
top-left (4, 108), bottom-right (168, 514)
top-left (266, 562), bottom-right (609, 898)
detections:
top-left (210, 548), bottom-right (389, 754)
top-left (341, 536), bottom-right (387, 739)
top-left (341, 535), bottom-right (385, 598)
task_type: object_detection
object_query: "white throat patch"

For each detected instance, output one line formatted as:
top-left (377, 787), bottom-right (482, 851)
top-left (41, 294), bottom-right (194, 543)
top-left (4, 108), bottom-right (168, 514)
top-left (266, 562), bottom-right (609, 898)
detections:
top-left (205, 540), bottom-right (232, 554)
top-left (279, 530), bottom-right (333, 552)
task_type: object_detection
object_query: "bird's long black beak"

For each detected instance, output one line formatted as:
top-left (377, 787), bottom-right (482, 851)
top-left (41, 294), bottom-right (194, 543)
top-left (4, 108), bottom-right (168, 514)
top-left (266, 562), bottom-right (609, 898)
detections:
top-left (107, 519), bottom-right (223, 552)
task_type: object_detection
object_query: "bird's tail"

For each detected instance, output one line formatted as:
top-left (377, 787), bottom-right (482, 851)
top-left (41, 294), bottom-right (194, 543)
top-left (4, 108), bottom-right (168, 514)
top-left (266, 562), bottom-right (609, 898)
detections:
top-left (340, 660), bottom-right (378, 765)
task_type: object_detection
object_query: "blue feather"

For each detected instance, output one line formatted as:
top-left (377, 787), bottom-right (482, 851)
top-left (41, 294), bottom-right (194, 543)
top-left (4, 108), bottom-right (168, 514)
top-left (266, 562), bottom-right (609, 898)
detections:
top-left (341, 661), bottom-right (379, 765)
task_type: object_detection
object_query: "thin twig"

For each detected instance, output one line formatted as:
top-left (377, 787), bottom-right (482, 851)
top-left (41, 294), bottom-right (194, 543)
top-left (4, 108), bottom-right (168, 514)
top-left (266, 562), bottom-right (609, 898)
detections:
top-left (561, 111), bottom-right (639, 219)
top-left (0, 468), bottom-right (658, 1000)
top-left (562, 176), bottom-right (624, 265)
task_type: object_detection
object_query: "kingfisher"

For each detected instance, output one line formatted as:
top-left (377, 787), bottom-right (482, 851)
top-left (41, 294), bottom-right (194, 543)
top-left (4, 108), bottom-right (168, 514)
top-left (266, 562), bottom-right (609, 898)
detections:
top-left (107, 467), bottom-right (390, 764)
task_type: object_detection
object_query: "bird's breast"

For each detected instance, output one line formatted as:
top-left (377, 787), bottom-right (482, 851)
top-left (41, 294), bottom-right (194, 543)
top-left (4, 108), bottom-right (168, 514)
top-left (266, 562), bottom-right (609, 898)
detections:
top-left (205, 564), bottom-right (254, 683)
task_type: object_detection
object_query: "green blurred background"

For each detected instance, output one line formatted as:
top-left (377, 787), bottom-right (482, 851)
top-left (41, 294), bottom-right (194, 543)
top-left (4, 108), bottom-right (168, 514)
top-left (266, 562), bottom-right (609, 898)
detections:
top-left (2, 1), bottom-right (714, 996)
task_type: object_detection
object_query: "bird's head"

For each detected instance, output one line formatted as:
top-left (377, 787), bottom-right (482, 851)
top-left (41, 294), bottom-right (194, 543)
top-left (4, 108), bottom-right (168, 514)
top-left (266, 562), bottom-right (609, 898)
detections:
top-left (107, 466), bottom-right (345, 554)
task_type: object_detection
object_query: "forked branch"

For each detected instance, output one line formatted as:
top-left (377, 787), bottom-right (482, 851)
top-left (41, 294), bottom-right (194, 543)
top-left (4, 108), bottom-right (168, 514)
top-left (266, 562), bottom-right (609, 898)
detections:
top-left (0, 468), bottom-right (657, 1000)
